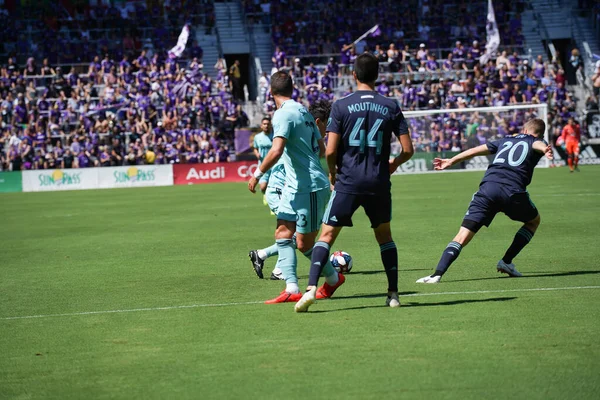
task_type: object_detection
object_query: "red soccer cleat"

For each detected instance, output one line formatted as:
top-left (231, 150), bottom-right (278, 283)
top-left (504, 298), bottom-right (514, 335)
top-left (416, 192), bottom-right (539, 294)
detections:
top-left (265, 291), bottom-right (303, 304)
top-left (316, 272), bottom-right (346, 299)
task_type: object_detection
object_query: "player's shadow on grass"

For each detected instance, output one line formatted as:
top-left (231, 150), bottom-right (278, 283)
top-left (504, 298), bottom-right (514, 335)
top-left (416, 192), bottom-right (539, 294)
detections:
top-left (333, 291), bottom-right (418, 300)
top-left (350, 268), bottom-right (432, 275)
top-left (297, 269), bottom-right (429, 280)
top-left (402, 297), bottom-right (516, 307)
top-left (449, 270), bottom-right (600, 282)
top-left (310, 297), bottom-right (516, 313)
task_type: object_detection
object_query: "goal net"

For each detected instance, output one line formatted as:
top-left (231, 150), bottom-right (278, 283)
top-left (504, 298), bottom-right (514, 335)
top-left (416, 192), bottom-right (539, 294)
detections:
top-left (391, 103), bottom-right (549, 174)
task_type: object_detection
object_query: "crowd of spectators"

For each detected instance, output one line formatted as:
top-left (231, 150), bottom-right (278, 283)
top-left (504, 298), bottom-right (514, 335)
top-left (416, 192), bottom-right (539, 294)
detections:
top-left (0, 1), bottom-right (256, 172)
top-left (1, 0), bottom-right (215, 65)
top-left (267, 0), bottom-right (526, 60)
top-left (0, 0), bottom-right (590, 170)
top-left (256, 0), bottom-right (583, 155)
top-left (263, 44), bottom-right (575, 154)
top-left (0, 51), bottom-right (249, 171)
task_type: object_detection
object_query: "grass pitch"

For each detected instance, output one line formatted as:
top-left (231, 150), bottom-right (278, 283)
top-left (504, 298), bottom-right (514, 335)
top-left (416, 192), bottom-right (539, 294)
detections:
top-left (1, 166), bottom-right (599, 399)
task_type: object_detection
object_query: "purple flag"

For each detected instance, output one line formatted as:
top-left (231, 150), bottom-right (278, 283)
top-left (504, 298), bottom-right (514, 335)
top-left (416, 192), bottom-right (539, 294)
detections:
top-left (370, 25), bottom-right (382, 37)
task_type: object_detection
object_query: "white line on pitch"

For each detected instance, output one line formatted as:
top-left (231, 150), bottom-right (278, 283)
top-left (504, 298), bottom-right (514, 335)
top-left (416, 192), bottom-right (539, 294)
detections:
top-left (1, 286), bottom-right (599, 321)
top-left (538, 193), bottom-right (600, 197)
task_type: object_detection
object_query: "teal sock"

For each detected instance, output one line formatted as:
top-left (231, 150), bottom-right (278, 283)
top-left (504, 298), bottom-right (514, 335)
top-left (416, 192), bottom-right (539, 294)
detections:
top-left (259, 234), bottom-right (297, 260)
top-left (258, 243), bottom-right (279, 260)
top-left (303, 248), bottom-right (338, 285)
top-left (277, 238), bottom-right (298, 288)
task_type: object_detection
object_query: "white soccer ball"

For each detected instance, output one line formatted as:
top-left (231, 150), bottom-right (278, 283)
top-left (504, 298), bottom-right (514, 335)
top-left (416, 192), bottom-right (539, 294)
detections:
top-left (330, 251), bottom-right (353, 274)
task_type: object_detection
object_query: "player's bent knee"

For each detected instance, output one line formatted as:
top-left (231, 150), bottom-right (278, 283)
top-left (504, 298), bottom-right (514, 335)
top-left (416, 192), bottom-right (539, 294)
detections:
top-left (275, 221), bottom-right (295, 240)
top-left (526, 214), bottom-right (541, 231)
top-left (295, 233), bottom-right (316, 252)
top-left (318, 225), bottom-right (340, 245)
top-left (373, 224), bottom-right (393, 244)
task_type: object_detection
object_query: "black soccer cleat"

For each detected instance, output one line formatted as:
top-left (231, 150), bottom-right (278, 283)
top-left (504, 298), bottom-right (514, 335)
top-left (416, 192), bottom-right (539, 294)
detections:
top-left (249, 250), bottom-right (264, 279)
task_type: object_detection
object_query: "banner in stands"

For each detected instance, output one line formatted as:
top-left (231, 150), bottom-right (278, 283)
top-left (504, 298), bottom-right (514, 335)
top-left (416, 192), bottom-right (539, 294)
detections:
top-left (22, 168), bottom-right (98, 192)
top-left (0, 171), bottom-right (22, 193)
top-left (98, 165), bottom-right (173, 189)
top-left (173, 161), bottom-right (259, 184)
top-left (585, 111), bottom-right (600, 144)
top-left (234, 129), bottom-right (254, 154)
top-left (553, 144), bottom-right (600, 166)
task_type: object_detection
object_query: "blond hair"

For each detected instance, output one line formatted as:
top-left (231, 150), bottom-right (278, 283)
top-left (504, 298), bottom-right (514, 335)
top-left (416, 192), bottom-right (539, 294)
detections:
top-left (524, 118), bottom-right (546, 137)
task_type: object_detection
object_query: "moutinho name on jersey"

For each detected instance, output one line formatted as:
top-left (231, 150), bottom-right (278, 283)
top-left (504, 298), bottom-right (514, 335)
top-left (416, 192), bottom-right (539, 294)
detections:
top-left (347, 102), bottom-right (389, 115)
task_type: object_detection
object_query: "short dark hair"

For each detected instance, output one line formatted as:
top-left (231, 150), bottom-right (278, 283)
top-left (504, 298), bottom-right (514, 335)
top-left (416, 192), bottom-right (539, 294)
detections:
top-left (354, 52), bottom-right (379, 84)
top-left (309, 100), bottom-right (332, 122)
top-left (524, 118), bottom-right (546, 137)
top-left (270, 71), bottom-right (293, 97)
top-left (261, 117), bottom-right (271, 124)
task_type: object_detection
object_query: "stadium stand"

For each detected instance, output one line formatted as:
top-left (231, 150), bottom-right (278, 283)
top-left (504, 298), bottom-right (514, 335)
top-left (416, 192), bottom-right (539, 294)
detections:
top-left (0, 1), bottom-right (248, 170)
top-left (0, 0), bottom-right (598, 170)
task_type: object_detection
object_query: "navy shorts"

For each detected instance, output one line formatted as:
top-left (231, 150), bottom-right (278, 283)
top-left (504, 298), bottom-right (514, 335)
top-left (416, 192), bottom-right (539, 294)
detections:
top-left (462, 183), bottom-right (539, 232)
top-left (322, 190), bottom-right (392, 228)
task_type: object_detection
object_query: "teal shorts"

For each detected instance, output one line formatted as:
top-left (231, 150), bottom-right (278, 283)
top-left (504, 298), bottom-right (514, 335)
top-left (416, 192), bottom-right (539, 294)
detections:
top-left (265, 186), bottom-right (282, 214)
top-left (259, 169), bottom-right (272, 185)
top-left (277, 187), bottom-right (331, 234)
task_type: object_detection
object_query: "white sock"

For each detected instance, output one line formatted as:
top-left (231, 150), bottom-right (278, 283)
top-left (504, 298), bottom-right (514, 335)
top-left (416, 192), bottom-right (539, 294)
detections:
top-left (272, 267), bottom-right (282, 275)
top-left (325, 273), bottom-right (339, 286)
top-left (286, 282), bottom-right (299, 294)
top-left (257, 249), bottom-right (267, 260)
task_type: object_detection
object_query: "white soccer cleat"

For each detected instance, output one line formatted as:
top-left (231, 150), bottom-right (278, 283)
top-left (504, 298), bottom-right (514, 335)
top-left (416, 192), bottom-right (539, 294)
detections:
top-left (497, 260), bottom-right (522, 277)
top-left (270, 267), bottom-right (284, 281)
top-left (416, 275), bottom-right (442, 284)
top-left (294, 287), bottom-right (317, 313)
top-left (386, 293), bottom-right (400, 308)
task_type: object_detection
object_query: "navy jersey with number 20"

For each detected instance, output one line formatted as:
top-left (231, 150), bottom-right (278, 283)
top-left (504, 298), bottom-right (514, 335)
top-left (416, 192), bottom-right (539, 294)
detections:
top-left (483, 134), bottom-right (547, 193)
top-left (327, 90), bottom-right (409, 195)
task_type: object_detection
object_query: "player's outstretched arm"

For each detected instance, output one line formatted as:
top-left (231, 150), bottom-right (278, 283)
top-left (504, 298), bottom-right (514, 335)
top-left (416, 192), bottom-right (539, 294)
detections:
top-left (434, 144), bottom-right (490, 170)
top-left (248, 137), bottom-right (286, 193)
top-left (532, 140), bottom-right (554, 160)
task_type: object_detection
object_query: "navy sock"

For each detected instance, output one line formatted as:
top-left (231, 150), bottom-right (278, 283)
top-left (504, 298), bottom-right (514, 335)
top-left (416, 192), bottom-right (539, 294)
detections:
top-left (380, 241), bottom-right (398, 292)
top-left (434, 241), bottom-right (462, 276)
top-left (308, 242), bottom-right (330, 287)
top-left (502, 227), bottom-right (534, 264)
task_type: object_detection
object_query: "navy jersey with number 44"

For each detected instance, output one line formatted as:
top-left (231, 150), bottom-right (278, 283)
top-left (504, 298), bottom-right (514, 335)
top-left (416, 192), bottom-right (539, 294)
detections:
top-left (328, 90), bottom-right (409, 195)
top-left (483, 134), bottom-right (547, 193)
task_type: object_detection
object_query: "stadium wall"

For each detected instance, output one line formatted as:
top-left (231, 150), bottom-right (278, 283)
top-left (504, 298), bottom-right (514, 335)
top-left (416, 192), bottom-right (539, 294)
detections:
top-left (6, 142), bottom-right (598, 193)
top-left (0, 171), bottom-right (22, 193)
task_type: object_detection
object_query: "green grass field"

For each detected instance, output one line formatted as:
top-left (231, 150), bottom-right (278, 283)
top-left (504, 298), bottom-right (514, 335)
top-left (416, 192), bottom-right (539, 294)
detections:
top-left (1, 166), bottom-right (600, 399)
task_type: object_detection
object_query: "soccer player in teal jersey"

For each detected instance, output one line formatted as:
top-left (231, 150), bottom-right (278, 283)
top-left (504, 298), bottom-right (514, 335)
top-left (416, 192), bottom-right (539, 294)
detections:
top-left (248, 75), bottom-right (341, 303)
top-left (249, 101), bottom-right (332, 282)
top-left (295, 53), bottom-right (415, 312)
top-left (252, 117), bottom-right (273, 195)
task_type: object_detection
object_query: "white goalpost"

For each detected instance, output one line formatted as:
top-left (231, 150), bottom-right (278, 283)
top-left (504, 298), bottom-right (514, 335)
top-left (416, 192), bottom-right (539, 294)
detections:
top-left (392, 103), bottom-right (550, 174)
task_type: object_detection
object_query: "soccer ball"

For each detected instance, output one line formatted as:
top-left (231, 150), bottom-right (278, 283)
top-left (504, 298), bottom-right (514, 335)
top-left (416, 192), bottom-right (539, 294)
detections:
top-left (330, 251), bottom-right (353, 274)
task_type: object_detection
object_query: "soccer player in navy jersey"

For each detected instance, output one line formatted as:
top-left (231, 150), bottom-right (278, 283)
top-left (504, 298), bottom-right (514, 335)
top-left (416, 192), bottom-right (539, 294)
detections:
top-left (416, 118), bottom-right (554, 283)
top-left (295, 53), bottom-right (415, 312)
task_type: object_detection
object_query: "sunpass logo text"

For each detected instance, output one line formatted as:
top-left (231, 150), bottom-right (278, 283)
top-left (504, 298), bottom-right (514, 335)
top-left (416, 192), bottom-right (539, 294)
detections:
top-left (114, 167), bottom-right (156, 183)
top-left (39, 170), bottom-right (82, 186)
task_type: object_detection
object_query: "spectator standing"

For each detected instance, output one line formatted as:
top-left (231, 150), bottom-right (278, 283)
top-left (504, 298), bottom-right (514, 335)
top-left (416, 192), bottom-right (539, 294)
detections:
top-left (229, 60), bottom-right (243, 101)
